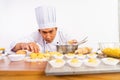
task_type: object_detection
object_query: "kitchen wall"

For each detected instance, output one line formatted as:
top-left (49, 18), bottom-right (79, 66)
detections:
top-left (0, 0), bottom-right (119, 51)
top-left (118, 0), bottom-right (120, 41)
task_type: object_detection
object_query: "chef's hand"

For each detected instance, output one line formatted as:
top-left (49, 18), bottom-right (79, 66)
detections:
top-left (25, 42), bottom-right (40, 53)
top-left (12, 42), bottom-right (40, 53)
top-left (68, 39), bottom-right (78, 45)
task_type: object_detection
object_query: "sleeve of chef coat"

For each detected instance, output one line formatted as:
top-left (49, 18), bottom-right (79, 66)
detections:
top-left (9, 31), bottom-right (43, 51)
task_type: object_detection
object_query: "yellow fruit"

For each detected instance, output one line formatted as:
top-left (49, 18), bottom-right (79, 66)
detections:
top-left (102, 48), bottom-right (120, 58)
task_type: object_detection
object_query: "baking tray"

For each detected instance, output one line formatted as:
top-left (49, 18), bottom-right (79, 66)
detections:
top-left (45, 61), bottom-right (120, 76)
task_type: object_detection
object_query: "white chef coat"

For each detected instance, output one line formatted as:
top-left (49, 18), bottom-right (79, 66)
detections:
top-left (10, 28), bottom-right (71, 53)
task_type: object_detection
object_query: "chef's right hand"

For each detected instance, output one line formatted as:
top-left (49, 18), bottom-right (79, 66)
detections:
top-left (12, 42), bottom-right (40, 53)
top-left (68, 39), bottom-right (78, 45)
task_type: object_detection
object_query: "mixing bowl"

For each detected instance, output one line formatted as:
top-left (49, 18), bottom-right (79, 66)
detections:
top-left (56, 45), bottom-right (78, 54)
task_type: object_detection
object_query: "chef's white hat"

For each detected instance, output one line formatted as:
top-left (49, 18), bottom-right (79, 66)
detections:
top-left (35, 6), bottom-right (56, 29)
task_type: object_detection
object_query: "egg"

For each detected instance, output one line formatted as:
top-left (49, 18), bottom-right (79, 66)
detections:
top-left (37, 54), bottom-right (45, 59)
top-left (87, 53), bottom-right (97, 58)
top-left (26, 53), bottom-right (48, 62)
top-left (55, 59), bottom-right (64, 63)
top-left (49, 59), bottom-right (65, 68)
top-left (101, 58), bottom-right (119, 66)
top-left (88, 58), bottom-right (97, 63)
top-left (84, 58), bottom-right (100, 67)
top-left (76, 54), bottom-right (86, 59)
top-left (65, 53), bottom-right (75, 59)
top-left (71, 58), bottom-right (79, 63)
top-left (67, 58), bottom-right (82, 67)
top-left (53, 53), bottom-right (64, 59)
top-left (49, 51), bottom-right (61, 56)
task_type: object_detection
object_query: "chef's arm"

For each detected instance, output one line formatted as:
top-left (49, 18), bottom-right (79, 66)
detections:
top-left (11, 43), bottom-right (23, 52)
top-left (11, 42), bottom-right (40, 53)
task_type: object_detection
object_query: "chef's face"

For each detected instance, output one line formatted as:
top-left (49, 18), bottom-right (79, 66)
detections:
top-left (38, 27), bottom-right (57, 43)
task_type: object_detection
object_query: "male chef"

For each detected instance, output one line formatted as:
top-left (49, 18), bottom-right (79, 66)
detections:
top-left (10, 6), bottom-right (81, 53)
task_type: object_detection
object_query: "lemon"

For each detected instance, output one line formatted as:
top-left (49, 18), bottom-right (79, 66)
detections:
top-left (102, 48), bottom-right (120, 58)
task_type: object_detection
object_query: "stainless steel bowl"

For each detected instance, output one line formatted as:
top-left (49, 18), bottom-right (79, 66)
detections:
top-left (56, 45), bottom-right (78, 54)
